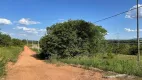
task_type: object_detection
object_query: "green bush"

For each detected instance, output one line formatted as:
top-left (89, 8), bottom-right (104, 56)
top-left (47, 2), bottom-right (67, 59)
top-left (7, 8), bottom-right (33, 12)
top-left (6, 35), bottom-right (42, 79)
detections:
top-left (11, 38), bottom-right (24, 46)
top-left (40, 20), bottom-right (107, 59)
top-left (0, 32), bottom-right (11, 46)
top-left (107, 43), bottom-right (142, 55)
top-left (0, 32), bottom-right (25, 47)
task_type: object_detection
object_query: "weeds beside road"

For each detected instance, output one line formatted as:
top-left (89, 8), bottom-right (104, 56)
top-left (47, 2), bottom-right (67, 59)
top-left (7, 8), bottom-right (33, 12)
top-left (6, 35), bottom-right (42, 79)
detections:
top-left (59, 54), bottom-right (142, 77)
top-left (0, 46), bottom-right (23, 78)
top-left (33, 47), bottom-right (142, 77)
top-left (31, 48), bottom-right (142, 79)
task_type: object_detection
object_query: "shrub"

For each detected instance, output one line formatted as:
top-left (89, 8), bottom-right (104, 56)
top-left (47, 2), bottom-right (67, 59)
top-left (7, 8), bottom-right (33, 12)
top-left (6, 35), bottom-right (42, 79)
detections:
top-left (0, 32), bottom-right (11, 46)
top-left (0, 32), bottom-right (25, 47)
top-left (11, 38), bottom-right (24, 46)
top-left (40, 20), bottom-right (107, 59)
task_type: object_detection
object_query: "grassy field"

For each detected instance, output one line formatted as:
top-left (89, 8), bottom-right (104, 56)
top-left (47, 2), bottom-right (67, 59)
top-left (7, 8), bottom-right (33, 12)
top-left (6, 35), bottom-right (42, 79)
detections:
top-left (59, 54), bottom-right (142, 77)
top-left (0, 46), bottom-right (23, 77)
top-left (32, 48), bottom-right (142, 77)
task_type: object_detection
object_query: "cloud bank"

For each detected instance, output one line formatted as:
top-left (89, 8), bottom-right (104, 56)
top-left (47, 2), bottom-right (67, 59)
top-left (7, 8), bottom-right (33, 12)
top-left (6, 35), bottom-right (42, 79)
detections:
top-left (0, 18), bottom-right (12, 25)
top-left (126, 4), bottom-right (142, 19)
top-left (18, 18), bottom-right (40, 25)
top-left (124, 28), bottom-right (142, 32)
top-left (14, 26), bottom-right (46, 34)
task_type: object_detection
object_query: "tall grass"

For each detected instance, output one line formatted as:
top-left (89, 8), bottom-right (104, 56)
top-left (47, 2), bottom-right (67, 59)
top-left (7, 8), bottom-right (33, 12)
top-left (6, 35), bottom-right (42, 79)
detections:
top-left (0, 59), bottom-right (5, 78)
top-left (0, 46), bottom-right (23, 77)
top-left (32, 48), bottom-right (142, 77)
top-left (59, 54), bottom-right (142, 77)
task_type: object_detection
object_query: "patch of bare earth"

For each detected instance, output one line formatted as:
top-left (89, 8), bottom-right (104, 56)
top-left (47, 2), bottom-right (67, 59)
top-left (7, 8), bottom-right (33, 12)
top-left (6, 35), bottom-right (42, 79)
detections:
top-left (5, 46), bottom-right (118, 80)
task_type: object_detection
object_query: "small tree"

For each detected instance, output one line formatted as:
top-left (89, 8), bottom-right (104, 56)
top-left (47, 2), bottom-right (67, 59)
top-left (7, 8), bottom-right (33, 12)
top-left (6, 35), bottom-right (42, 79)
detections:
top-left (0, 32), bottom-right (11, 46)
top-left (40, 20), bottom-right (107, 59)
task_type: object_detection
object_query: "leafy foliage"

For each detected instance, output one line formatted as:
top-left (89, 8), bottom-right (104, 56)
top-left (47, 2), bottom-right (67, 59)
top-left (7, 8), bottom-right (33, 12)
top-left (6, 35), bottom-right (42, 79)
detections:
top-left (40, 20), bottom-right (107, 58)
top-left (0, 32), bottom-right (11, 46)
top-left (0, 32), bottom-right (24, 78)
top-left (0, 32), bottom-right (25, 47)
top-left (11, 38), bottom-right (24, 46)
top-left (107, 41), bottom-right (142, 55)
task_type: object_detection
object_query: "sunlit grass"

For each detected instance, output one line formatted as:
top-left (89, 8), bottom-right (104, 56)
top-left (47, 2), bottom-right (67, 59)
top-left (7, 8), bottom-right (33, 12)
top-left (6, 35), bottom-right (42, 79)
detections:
top-left (32, 47), bottom-right (142, 77)
top-left (59, 54), bottom-right (142, 77)
top-left (0, 46), bottom-right (23, 77)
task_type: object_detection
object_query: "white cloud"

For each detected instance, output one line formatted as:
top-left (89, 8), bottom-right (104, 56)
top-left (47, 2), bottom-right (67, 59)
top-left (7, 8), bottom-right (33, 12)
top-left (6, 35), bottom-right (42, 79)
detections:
top-left (124, 28), bottom-right (142, 32)
top-left (14, 26), bottom-right (46, 34)
top-left (124, 28), bottom-right (136, 32)
top-left (15, 26), bottom-right (38, 34)
top-left (1, 31), bottom-right (14, 36)
top-left (18, 18), bottom-right (40, 25)
top-left (126, 4), bottom-right (142, 19)
top-left (0, 18), bottom-right (12, 25)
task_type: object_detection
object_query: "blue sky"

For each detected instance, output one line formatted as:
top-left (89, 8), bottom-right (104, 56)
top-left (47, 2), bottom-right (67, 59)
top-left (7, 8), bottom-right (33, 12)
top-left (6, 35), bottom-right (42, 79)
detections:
top-left (0, 0), bottom-right (142, 40)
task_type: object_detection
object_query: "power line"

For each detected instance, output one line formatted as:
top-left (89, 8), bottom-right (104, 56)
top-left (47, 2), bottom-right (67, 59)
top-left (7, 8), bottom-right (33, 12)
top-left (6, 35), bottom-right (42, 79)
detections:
top-left (94, 6), bottom-right (142, 23)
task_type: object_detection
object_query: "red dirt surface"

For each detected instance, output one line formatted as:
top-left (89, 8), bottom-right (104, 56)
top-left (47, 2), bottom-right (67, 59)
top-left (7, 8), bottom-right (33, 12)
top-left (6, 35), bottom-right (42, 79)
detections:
top-left (6, 46), bottom-right (117, 80)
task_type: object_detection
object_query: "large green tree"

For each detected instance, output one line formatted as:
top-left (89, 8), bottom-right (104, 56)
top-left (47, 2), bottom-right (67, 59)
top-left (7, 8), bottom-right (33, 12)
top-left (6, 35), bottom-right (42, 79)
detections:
top-left (40, 20), bottom-right (107, 58)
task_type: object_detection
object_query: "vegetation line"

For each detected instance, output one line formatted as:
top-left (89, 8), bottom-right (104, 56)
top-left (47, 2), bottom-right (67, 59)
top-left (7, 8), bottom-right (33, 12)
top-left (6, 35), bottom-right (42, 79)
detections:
top-left (0, 32), bottom-right (25, 78)
top-left (37, 20), bottom-right (142, 77)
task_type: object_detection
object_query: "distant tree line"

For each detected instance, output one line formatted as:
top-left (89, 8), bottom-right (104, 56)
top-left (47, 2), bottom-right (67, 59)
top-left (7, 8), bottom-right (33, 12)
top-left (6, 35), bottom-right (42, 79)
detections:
top-left (0, 32), bottom-right (26, 47)
top-left (106, 40), bottom-right (142, 55)
top-left (27, 40), bottom-right (38, 44)
top-left (107, 39), bottom-right (142, 44)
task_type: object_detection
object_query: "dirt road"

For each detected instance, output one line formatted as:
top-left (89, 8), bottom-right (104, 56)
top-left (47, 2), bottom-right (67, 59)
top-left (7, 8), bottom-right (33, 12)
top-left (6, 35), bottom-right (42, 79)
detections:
top-left (6, 46), bottom-right (116, 80)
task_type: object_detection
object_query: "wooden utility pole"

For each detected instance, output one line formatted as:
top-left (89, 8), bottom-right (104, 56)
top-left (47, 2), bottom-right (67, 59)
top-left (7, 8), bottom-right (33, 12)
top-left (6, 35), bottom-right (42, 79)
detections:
top-left (38, 41), bottom-right (40, 52)
top-left (32, 40), bottom-right (33, 48)
top-left (137, 0), bottom-right (140, 64)
top-left (27, 39), bottom-right (28, 46)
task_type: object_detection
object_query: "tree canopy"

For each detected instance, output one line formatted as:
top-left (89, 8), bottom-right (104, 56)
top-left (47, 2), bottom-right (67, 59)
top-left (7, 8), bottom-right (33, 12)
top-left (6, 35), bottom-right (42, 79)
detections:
top-left (40, 20), bottom-right (107, 59)
top-left (0, 32), bottom-right (26, 46)
top-left (0, 32), bottom-right (11, 46)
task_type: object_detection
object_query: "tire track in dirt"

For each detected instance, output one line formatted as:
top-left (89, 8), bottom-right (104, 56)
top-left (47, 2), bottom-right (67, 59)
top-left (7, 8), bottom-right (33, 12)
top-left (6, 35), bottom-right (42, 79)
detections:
top-left (6, 46), bottom-right (117, 80)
